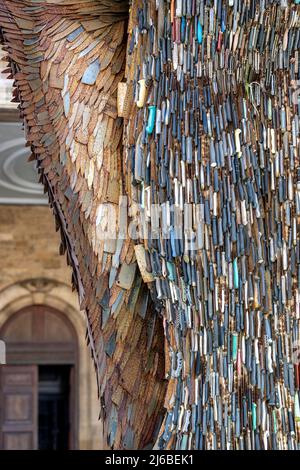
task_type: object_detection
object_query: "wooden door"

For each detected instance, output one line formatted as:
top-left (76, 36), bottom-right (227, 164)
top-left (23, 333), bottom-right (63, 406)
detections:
top-left (0, 365), bottom-right (38, 449)
top-left (69, 366), bottom-right (75, 449)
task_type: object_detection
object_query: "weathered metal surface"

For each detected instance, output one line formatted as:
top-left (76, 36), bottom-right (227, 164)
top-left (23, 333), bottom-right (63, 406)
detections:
top-left (1, 0), bottom-right (300, 451)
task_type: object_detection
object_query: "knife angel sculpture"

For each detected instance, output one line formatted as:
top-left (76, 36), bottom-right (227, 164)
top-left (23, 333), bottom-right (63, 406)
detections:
top-left (1, 0), bottom-right (300, 451)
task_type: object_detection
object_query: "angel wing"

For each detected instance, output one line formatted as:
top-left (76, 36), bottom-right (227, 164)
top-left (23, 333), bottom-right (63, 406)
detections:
top-left (1, 0), bottom-right (300, 452)
top-left (0, 0), bottom-right (166, 450)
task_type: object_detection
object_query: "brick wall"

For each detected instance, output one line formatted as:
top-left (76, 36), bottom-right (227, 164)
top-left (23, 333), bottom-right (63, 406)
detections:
top-left (0, 205), bottom-right (72, 289)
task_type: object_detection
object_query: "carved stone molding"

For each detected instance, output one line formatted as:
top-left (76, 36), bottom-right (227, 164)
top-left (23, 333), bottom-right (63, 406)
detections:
top-left (19, 278), bottom-right (59, 294)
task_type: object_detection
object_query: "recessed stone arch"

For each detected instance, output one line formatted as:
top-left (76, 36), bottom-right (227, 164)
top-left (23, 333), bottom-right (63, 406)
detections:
top-left (0, 278), bottom-right (103, 449)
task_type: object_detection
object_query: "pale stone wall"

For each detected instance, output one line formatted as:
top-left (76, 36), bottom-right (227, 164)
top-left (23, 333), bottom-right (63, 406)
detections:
top-left (0, 205), bottom-right (71, 289)
top-left (0, 205), bottom-right (103, 449)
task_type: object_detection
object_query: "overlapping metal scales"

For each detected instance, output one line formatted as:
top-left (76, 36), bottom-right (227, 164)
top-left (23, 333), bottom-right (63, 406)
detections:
top-left (124, 0), bottom-right (300, 450)
top-left (1, 0), bottom-right (300, 451)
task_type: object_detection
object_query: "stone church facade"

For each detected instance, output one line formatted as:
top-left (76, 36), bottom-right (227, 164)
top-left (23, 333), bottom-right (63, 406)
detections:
top-left (0, 206), bottom-right (103, 449)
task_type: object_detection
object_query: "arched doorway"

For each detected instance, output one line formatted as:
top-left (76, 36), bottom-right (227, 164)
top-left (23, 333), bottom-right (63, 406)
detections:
top-left (0, 305), bottom-right (78, 450)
